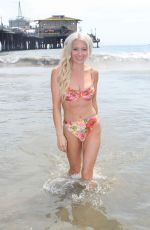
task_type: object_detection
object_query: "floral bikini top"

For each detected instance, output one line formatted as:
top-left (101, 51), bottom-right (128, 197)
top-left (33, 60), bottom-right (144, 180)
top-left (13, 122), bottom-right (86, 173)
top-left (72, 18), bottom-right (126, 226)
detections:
top-left (64, 85), bottom-right (95, 102)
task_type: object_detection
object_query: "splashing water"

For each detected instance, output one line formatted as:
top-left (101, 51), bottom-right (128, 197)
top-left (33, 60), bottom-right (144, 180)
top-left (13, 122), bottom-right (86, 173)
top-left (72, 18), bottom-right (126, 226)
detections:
top-left (43, 174), bottom-right (113, 210)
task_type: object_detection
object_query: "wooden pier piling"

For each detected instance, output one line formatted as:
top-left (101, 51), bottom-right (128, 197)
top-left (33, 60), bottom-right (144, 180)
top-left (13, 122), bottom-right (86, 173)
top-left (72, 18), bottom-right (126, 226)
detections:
top-left (0, 27), bottom-right (66, 52)
top-left (0, 27), bottom-right (44, 51)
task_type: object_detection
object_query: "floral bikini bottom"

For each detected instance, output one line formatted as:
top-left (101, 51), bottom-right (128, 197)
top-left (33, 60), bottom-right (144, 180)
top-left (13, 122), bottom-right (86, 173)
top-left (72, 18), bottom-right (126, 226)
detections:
top-left (64, 114), bottom-right (98, 142)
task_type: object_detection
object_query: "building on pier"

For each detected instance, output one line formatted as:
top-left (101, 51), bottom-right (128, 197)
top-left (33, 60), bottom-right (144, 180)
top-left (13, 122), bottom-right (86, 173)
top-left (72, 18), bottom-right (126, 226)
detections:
top-left (9, 18), bottom-right (30, 31)
top-left (9, 1), bottom-right (30, 31)
top-left (35, 15), bottom-right (81, 48)
top-left (36, 15), bottom-right (81, 37)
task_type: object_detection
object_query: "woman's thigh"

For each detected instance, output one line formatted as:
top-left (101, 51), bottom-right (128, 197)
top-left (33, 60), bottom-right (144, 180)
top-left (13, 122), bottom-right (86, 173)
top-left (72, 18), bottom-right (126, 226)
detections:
top-left (82, 119), bottom-right (101, 170)
top-left (63, 126), bottom-right (82, 169)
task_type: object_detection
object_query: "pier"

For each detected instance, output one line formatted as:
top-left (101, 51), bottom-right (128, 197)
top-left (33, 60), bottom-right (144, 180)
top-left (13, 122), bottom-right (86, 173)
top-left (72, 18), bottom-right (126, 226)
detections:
top-left (0, 2), bottom-right (100, 52)
top-left (0, 27), bottom-right (100, 52)
top-left (0, 26), bottom-right (41, 51)
top-left (0, 16), bottom-right (100, 52)
top-left (88, 33), bottom-right (100, 48)
top-left (0, 26), bottom-right (68, 51)
top-left (0, 26), bottom-right (69, 51)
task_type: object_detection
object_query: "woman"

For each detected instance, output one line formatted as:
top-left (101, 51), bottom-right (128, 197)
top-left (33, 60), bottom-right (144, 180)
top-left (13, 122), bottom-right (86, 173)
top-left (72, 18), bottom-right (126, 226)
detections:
top-left (51, 32), bottom-right (101, 180)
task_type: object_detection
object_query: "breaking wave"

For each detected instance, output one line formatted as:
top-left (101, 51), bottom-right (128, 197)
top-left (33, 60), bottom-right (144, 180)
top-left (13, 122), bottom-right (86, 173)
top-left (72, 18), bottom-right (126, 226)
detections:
top-left (92, 52), bottom-right (150, 64)
top-left (0, 56), bottom-right (60, 66)
top-left (0, 51), bottom-right (150, 70)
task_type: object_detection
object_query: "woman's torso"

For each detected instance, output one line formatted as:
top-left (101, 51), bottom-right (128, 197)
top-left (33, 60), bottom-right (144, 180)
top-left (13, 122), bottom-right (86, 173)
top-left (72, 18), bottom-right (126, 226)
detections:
top-left (62, 67), bottom-right (97, 121)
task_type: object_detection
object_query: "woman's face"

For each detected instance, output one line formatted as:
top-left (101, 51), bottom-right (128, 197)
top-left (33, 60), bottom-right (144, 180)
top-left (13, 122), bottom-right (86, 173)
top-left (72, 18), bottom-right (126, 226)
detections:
top-left (71, 39), bottom-right (88, 64)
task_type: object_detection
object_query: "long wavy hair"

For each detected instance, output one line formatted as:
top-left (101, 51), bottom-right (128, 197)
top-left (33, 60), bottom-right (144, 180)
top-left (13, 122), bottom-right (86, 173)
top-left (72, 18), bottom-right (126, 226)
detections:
top-left (57, 32), bottom-right (93, 100)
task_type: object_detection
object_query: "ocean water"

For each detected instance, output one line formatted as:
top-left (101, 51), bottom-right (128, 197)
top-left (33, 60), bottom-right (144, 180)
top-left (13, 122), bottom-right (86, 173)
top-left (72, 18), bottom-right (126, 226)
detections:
top-left (0, 45), bottom-right (150, 230)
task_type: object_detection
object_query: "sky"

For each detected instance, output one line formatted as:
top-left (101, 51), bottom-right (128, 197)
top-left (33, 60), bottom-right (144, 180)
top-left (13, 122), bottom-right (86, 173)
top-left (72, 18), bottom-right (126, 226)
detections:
top-left (0, 0), bottom-right (150, 45)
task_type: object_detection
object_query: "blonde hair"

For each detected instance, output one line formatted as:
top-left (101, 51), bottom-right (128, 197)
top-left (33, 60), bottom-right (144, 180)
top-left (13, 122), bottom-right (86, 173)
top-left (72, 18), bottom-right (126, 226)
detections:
top-left (57, 32), bottom-right (93, 99)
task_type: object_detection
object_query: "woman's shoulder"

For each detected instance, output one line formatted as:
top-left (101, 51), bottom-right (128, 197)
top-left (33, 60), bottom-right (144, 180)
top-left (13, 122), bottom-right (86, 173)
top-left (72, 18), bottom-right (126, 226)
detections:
top-left (90, 67), bottom-right (99, 82)
top-left (85, 65), bottom-right (98, 74)
top-left (51, 65), bottom-right (61, 79)
top-left (89, 65), bottom-right (98, 74)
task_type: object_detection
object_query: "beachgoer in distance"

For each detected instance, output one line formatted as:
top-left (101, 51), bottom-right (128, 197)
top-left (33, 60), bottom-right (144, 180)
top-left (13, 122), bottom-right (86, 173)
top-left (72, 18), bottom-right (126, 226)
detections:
top-left (51, 32), bottom-right (101, 180)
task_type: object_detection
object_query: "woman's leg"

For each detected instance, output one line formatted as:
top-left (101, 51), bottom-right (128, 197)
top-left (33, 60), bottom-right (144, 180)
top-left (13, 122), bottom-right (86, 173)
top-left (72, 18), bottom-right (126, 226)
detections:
top-left (63, 126), bottom-right (82, 176)
top-left (82, 120), bottom-right (101, 180)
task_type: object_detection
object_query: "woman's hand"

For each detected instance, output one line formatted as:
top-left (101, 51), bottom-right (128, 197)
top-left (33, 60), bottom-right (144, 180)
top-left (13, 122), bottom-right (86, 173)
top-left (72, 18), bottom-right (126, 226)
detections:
top-left (57, 134), bottom-right (67, 152)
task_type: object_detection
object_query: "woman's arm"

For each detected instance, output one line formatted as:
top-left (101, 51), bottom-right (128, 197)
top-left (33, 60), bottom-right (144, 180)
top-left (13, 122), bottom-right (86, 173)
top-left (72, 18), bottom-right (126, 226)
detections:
top-left (51, 67), bottom-right (67, 152)
top-left (92, 69), bottom-right (99, 113)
